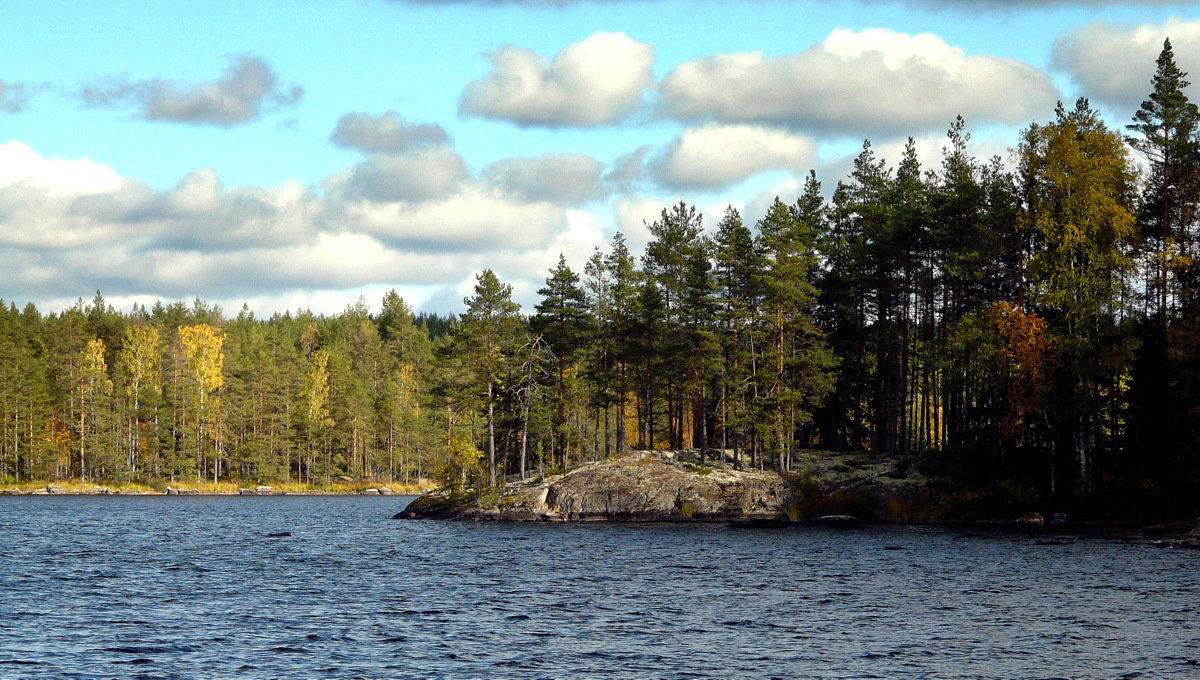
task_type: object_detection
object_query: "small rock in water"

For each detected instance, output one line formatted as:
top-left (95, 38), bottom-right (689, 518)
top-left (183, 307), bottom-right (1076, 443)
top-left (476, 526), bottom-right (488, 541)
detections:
top-left (729, 518), bottom-right (790, 529)
top-left (811, 514), bottom-right (861, 528)
top-left (266, 531), bottom-right (291, 538)
top-left (1016, 512), bottom-right (1045, 527)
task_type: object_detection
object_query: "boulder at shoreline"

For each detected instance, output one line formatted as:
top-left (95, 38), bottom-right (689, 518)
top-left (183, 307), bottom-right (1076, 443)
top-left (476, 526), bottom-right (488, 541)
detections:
top-left (397, 450), bottom-right (927, 523)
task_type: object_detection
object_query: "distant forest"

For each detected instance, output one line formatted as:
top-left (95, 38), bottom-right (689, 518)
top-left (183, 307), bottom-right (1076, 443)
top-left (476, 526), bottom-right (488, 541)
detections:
top-left (3, 42), bottom-right (1200, 512)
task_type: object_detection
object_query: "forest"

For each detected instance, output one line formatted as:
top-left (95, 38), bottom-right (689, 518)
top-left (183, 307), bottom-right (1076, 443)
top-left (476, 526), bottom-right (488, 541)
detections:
top-left (2, 42), bottom-right (1200, 513)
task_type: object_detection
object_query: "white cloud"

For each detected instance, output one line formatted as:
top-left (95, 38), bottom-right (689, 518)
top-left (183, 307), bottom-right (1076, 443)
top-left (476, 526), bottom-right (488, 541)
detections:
top-left (459, 31), bottom-right (653, 127)
top-left (0, 142), bottom-right (596, 313)
top-left (0, 141), bottom-right (124, 194)
top-left (819, 132), bottom-right (1014, 187)
top-left (659, 28), bottom-right (1059, 137)
top-left (79, 54), bottom-right (303, 127)
top-left (613, 196), bottom-right (680, 255)
top-left (744, 178), bottom-right (806, 226)
top-left (482, 152), bottom-right (604, 205)
top-left (0, 141), bottom-right (146, 250)
top-left (330, 111), bottom-right (449, 153)
top-left (1053, 19), bottom-right (1200, 114)
top-left (331, 148), bottom-right (468, 203)
top-left (329, 184), bottom-right (567, 252)
top-left (651, 124), bottom-right (816, 190)
top-left (419, 208), bottom-right (612, 312)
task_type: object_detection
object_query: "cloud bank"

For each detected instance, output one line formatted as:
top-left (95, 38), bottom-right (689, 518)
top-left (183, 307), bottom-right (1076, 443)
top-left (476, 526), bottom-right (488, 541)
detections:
top-left (659, 28), bottom-right (1059, 137)
top-left (0, 140), bottom-right (596, 313)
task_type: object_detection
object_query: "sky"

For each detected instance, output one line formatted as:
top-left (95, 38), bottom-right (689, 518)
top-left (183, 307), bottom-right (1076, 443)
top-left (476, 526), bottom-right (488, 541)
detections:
top-left (2, 0), bottom-right (1199, 317)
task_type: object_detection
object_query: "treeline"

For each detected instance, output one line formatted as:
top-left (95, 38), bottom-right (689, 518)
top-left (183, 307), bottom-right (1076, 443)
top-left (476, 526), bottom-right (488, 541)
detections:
top-left (3, 43), bottom-right (1200, 509)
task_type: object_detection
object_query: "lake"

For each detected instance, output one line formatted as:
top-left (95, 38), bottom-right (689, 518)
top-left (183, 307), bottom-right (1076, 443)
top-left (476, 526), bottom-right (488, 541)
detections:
top-left (0, 495), bottom-right (1196, 679)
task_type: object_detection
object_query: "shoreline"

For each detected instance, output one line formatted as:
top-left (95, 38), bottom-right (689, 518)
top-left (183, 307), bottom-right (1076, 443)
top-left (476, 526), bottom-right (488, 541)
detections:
top-left (1, 482), bottom-right (432, 497)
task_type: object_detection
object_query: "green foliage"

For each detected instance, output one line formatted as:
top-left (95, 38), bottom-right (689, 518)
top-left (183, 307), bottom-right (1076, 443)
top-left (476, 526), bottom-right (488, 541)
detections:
top-left (5, 47), bottom-right (1200, 516)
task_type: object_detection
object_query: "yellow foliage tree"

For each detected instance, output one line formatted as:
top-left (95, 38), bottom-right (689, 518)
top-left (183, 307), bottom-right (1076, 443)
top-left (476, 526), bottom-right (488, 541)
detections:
top-left (439, 432), bottom-right (481, 489)
top-left (77, 337), bottom-right (112, 480)
top-left (301, 349), bottom-right (334, 483)
top-left (118, 324), bottom-right (160, 473)
top-left (178, 324), bottom-right (225, 482)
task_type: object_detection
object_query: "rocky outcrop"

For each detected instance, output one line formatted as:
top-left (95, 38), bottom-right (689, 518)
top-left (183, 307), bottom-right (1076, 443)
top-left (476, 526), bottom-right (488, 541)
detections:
top-left (398, 450), bottom-right (929, 523)
top-left (1114, 518), bottom-right (1200, 549)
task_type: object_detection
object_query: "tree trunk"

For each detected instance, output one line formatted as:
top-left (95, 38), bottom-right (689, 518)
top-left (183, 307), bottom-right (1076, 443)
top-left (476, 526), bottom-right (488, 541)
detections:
top-left (487, 381), bottom-right (497, 487)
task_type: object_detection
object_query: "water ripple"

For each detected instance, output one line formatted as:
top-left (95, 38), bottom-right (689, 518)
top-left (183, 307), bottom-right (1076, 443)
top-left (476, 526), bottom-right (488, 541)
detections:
top-left (1, 496), bottom-right (1198, 678)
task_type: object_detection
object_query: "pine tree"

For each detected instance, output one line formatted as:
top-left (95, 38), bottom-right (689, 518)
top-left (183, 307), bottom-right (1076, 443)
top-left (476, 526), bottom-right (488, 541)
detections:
top-left (458, 269), bottom-right (522, 486)
top-left (1127, 38), bottom-right (1200, 320)
top-left (643, 202), bottom-right (707, 448)
top-left (604, 233), bottom-right (640, 455)
top-left (756, 192), bottom-right (836, 470)
top-left (712, 206), bottom-right (760, 467)
top-left (532, 255), bottom-right (591, 470)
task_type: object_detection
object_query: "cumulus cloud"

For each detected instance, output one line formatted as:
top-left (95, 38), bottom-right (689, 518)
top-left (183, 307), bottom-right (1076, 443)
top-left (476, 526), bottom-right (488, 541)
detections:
top-left (606, 145), bottom-right (652, 188)
top-left (482, 152), bottom-right (604, 205)
top-left (613, 196), bottom-right (686, 254)
top-left (137, 171), bottom-right (320, 251)
top-left (330, 111), bottom-right (450, 153)
top-left (328, 148), bottom-right (468, 203)
top-left (0, 141), bottom-right (142, 250)
top-left (0, 142), bottom-right (319, 254)
top-left (79, 54), bottom-right (303, 126)
top-left (659, 28), bottom-right (1059, 137)
top-left (1052, 19), bottom-right (1200, 113)
top-left (419, 208), bottom-right (610, 312)
top-left (459, 31), bottom-right (653, 127)
top-left (0, 142), bottom-right (595, 313)
top-left (651, 124), bottom-right (817, 190)
top-left (327, 184), bottom-right (567, 252)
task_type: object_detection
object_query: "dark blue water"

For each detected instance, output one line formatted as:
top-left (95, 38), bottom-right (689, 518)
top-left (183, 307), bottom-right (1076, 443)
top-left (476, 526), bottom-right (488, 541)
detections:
top-left (0, 496), bottom-right (1197, 679)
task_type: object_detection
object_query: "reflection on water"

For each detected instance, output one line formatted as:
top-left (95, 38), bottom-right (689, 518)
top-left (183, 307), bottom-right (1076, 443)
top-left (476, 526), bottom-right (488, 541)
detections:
top-left (0, 495), bottom-right (1197, 679)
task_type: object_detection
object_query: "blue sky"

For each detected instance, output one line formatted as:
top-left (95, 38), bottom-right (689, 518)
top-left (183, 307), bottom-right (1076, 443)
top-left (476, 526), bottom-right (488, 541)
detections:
top-left (3, 0), bottom-right (1198, 315)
